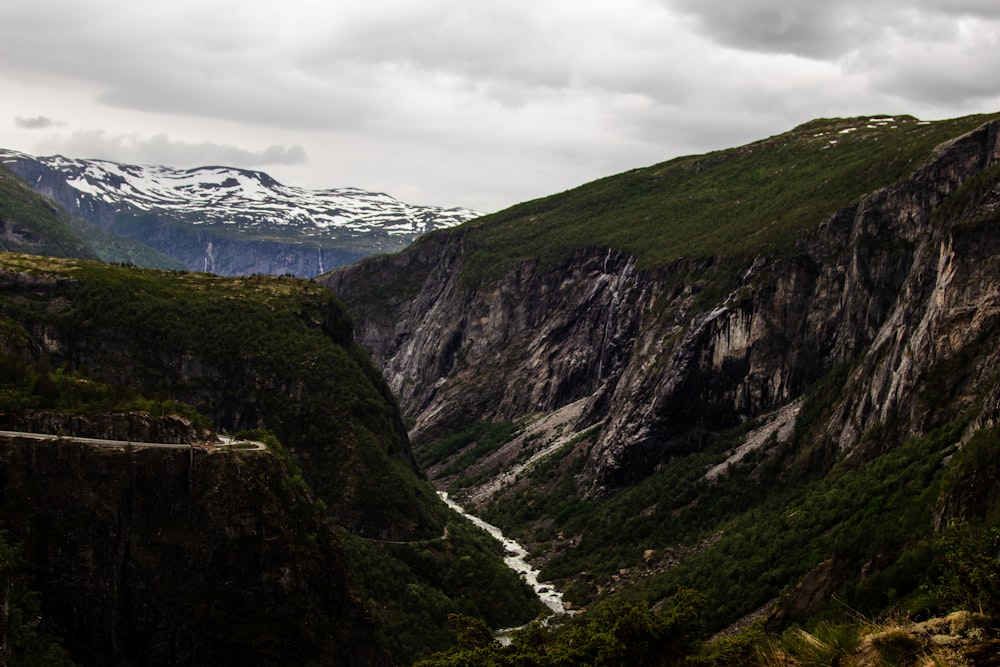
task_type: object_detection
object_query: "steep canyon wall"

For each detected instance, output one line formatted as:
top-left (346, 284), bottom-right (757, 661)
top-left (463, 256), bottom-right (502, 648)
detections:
top-left (326, 119), bottom-right (1000, 496)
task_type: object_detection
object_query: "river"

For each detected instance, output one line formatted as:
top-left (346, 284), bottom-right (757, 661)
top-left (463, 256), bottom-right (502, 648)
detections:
top-left (439, 492), bottom-right (568, 617)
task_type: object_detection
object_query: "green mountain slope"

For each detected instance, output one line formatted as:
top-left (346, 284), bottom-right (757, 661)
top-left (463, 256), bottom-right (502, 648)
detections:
top-left (0, 163), bottom-right (97, 260)
top-left (0, 162), bottom-right (184, 269)
top-left (0, 253), bottom-right (542, 664)
top-left (458, 113), bottom-right (999, 281)
top-left (67, 214), bottom-right (187, 269)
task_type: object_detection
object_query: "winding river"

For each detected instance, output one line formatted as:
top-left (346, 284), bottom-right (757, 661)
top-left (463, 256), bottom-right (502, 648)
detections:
top-left (439, 492), bottom-right (567, 616)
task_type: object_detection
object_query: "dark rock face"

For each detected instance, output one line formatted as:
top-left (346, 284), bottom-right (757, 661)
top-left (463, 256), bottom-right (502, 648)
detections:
top-left (328, 241), bottom-right (641, 444)
top-left (104, 216), bottom-right (368, 278)
top-left (326, 119), bottom-right (1000, 496)
top-left (0, 436), bottom-right (387, 667)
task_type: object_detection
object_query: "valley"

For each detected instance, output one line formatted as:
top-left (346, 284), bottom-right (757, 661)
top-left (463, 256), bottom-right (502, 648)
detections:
top-left (330, 112), bottom-right (1000, 664)
top-left (3, 111), bottom-right (1000, 665)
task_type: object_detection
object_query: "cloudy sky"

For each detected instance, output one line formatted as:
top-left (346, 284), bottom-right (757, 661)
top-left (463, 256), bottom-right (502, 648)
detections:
top-left (2, 0), bottom-right (1000, 213)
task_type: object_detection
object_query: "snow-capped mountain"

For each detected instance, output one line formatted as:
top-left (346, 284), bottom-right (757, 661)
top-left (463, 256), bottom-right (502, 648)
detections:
top-left (0, 149), bottom-right (480, 277)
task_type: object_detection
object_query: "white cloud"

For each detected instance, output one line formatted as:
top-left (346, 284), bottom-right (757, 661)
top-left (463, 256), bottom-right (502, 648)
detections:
top-left (664, 0), bottom-right (1000, 59)
top-left (33, 130), bottom-right (306, 169)
top-left (0, 0), bottom-right (998, 212)
top-left (14, 116), bottom-right (59, 129)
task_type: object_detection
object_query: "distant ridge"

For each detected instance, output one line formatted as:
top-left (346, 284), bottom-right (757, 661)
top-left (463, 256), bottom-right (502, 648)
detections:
top-left (0, 149), bottom-right (480, 276)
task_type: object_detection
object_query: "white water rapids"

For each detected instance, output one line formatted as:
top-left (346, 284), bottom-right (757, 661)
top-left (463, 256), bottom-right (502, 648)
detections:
top-left (439, 492), bottom-right (567, 617)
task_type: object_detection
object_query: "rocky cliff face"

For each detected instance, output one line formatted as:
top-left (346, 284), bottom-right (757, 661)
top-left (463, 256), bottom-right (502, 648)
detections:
top-left (0, 435), bottom-right (387, 667)
top-left (325, 118), bottom-right (1000, 498)
top-left (327, 237), bottom-right (641, 444)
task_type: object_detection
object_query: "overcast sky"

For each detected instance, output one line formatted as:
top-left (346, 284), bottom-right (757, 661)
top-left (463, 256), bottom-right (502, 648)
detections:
top-left (2, 0), bottom-right (1000, 213)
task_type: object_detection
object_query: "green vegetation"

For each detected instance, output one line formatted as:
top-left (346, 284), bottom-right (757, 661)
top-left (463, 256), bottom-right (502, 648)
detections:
top-left (342, 517), bottom-right (545, 662)
top-left (408, 320), bottom-right (1000, 665)
top-left (455, 114), bottom-right (1000, 284)
top-left (416, 585), bottom-right (999, 667)
top-left (516, 424), bottom-right (961, 629)
top-left (416, 590), bottom-right (705, 667)
top-left (0, 253), bottom-right (400, 521)
top-left (928, 523), bottom-right (1000, 615)
top-left (417, 419), bottom-right (521, 474)
top-left (0, 164), bottom-right (183, 268)
top-left (0, 353), bottom-right (208, 427)
top-left (0, 165), bottom-right (96, 261)
top-left (473, 357), bottom-right (1000, 637)
top-left (421, 415), bottom-right (1000, 665)
top-left (0, 533), bottom-right (77, 666)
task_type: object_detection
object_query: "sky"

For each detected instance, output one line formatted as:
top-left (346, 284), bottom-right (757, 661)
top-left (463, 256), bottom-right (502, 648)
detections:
top-left (2, 1), bottom-right (1000, 213)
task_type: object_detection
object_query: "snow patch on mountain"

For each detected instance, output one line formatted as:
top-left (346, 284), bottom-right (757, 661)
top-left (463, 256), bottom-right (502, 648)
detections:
top-left (0, 149), bottom-right (480, 238)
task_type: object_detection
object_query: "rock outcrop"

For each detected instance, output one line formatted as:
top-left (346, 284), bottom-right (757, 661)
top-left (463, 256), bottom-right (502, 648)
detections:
top-left (0, 435), bottom-right (388, 666)
top-left (328, 239), bottom-right (640, 444)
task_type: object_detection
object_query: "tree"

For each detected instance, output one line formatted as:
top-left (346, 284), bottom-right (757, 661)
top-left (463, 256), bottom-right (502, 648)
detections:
top-left (932, 523), bottom-right (1000, 614)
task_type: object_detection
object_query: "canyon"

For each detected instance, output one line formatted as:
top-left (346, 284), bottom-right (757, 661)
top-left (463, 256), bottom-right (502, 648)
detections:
top-left (326, 114), bottom-right (1000, 629)
top-left (5, 112), bottom-right (1000, 663)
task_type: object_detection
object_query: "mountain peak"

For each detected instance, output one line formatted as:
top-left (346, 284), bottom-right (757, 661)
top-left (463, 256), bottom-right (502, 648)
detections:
top-left (0, 149), bottom-right (481, 276)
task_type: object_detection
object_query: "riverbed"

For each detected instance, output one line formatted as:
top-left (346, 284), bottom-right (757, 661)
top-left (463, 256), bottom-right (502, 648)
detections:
top-left (439, 491), bottom-right (567, 616)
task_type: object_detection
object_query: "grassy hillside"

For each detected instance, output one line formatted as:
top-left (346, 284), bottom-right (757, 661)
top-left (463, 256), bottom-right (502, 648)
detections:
top-left (457, 113), bottom-right (1000, 282)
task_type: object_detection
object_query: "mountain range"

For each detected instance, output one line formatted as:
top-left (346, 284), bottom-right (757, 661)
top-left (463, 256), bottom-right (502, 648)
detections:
top-left (5, 111), bottom-right (1000, 664)
top-left (0, 149), bottom-right (479, 277)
